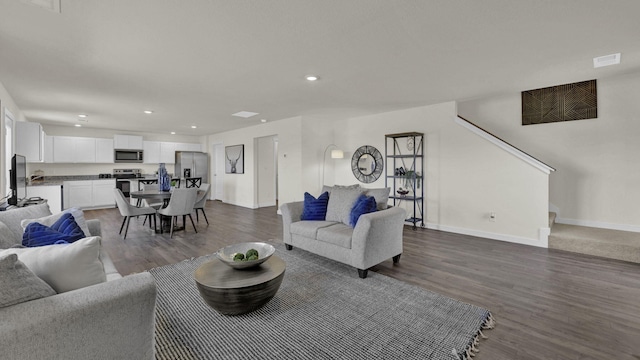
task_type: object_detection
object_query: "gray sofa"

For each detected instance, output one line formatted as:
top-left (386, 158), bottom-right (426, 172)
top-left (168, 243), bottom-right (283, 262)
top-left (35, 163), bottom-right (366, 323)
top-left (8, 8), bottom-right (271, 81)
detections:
top-left (0, 204), bottom-right (157, 360)
top-left (281, 187), bottom-right (406, 278)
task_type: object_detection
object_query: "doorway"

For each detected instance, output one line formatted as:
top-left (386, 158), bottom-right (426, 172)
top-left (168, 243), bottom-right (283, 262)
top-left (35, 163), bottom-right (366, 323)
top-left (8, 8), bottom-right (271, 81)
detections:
top-left (211, 143), bottom-right (224, 200)
top-left (255, 135), bottom-right (278, 208)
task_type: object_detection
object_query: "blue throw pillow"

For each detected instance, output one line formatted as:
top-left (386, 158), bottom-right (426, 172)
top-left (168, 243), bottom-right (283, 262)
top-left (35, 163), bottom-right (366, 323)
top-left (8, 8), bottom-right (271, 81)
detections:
top-left (301, 192), bottom-right (330, 221)
top-left (349, 194), bottom-right (378, 227)
top-left (22, 213), bottom-right (85, 247)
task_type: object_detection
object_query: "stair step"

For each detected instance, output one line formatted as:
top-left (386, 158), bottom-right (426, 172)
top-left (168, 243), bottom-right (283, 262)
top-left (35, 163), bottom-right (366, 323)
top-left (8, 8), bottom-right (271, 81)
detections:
top-left (548, 212), bottom-right (557, 228)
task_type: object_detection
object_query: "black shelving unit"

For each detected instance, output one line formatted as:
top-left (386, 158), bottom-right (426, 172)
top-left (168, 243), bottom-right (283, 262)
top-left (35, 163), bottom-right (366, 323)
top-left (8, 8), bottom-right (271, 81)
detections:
top-left (385, 132), bottom-right (424, 229)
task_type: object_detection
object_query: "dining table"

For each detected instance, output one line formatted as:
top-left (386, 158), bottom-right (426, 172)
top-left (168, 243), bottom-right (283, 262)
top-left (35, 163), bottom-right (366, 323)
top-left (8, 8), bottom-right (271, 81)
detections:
top-left (129, 189), bottom-right (203, 233)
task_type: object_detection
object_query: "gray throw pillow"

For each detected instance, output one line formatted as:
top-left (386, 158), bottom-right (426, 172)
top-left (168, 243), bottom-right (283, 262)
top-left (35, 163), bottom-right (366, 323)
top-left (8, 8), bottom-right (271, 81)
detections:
top-left (365, 187), bottom-right (391, 210)
top-left (321, 184), bottom-right (361, 196)
top-left (0, 221), bottom-right (19, 249)
top-left (325, 187), bottom-right (364, 225)
top-left (0, 254), bottom-right (56, 308)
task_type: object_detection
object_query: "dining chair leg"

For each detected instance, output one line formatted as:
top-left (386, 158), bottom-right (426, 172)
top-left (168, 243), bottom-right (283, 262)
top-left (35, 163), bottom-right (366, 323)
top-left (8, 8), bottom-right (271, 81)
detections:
top-left (123, 216), bottom-right (132, 239)
top-left (119, 217), bottom-right (127, 234)
top-left (188, 214), bottom-right (198, 233)
top-left (199, 209), bottom-right (209, 225)
top-left (159, 214), bottom-right (164, 234)
top-left (195, 210), bottom-right (199, 222)
top-left (169, 216), bottom-right (175, 238)
top-left (153, 213), bottom-right (157, 232)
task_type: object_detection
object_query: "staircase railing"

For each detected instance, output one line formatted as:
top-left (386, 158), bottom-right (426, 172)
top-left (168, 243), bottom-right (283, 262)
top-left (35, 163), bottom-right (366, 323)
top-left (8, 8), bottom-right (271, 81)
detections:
top-left (454, 115), bottom-right (555, 174)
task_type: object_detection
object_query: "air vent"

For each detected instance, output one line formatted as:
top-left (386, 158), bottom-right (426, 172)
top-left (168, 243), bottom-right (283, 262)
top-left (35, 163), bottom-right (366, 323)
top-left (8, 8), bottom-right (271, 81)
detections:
top-left (593, 53), bottom-right (621, 68)
top-left (232, 111), bottom-right (259, 118)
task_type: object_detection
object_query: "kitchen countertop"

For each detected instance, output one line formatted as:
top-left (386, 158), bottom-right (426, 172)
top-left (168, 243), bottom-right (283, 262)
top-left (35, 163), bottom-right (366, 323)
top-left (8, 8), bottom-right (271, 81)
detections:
top-left (28, 175), bottom-right (115, 187)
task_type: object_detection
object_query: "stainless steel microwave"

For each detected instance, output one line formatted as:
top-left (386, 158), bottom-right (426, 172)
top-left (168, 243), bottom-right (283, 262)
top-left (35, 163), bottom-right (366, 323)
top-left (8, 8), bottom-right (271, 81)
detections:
top-left (114, 149), bottom-right (143, 163)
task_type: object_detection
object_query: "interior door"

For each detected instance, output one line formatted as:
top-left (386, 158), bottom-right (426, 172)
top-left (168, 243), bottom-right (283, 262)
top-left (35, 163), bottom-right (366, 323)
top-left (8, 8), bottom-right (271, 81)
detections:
top-left (212, 143), bottom-right (224, 200)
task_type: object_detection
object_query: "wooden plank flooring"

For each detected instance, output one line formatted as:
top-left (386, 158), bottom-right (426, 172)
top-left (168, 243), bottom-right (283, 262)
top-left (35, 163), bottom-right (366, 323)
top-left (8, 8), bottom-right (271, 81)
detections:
top-left (86, 201), bottom-right (640, 360)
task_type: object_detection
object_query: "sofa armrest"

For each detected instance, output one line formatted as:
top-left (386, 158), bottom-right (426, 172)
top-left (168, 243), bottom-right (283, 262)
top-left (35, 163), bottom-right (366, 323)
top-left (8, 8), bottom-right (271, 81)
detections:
top-left (87, 218), bottom-right (101, 237)
top-left (280, 201), bottom-right (304, 244)
top-left (351, 207), bottom-right (406, 269)
top-left (0, 273), bottom-right (156, 360)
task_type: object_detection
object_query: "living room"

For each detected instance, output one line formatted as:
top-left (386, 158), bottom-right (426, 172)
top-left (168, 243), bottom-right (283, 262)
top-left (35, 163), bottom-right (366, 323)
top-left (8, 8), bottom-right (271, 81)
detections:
top-left (1, 1), bottom-right (640, 359)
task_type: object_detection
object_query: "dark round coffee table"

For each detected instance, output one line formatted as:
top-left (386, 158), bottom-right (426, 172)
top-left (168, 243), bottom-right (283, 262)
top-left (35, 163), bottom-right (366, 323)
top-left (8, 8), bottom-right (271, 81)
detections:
top-left (194, 256), bottom-right (285, 315)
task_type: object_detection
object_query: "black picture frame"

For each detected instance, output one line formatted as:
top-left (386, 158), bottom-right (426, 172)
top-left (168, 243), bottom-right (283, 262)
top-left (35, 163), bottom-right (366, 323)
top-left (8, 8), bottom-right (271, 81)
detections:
top-left (225, 144), bottom-right (244, 174)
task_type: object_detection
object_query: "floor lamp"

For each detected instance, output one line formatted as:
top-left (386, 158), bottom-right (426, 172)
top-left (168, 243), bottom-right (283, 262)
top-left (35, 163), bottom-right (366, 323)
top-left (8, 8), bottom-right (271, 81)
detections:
top-left (321, 144), bottom-right (344, 187)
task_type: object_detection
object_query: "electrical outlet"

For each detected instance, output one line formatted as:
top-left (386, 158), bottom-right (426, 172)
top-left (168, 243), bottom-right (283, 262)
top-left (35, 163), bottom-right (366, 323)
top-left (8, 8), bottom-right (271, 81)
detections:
top-left (489, 212), bottom-right (496, 222)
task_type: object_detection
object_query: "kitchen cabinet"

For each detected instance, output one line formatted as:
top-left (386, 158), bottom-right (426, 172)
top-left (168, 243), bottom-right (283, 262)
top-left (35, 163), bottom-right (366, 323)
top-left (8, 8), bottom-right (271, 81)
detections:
top-left (176, 142), bottom-right (202, 152)
top-left (27, 185), bottom-right (63, 214)
top-left (52, 136), bottom-right (96, 163)
top-left (143, 141), bottom-right (161, 164)
top-left (160, 142), bottom-right (176, 163)
top-left (96, 138), bottom-right (114, 163)
top-left (53, 136), bottom-right (96, 163)
top-left (15, 121), bottom-right (44, 162)
top-left (63, 180), bottom-right (115, 209)
top-left (44, 135), bottom-right (54, 163)
top-left (114, 134), bottom-right (143, 150)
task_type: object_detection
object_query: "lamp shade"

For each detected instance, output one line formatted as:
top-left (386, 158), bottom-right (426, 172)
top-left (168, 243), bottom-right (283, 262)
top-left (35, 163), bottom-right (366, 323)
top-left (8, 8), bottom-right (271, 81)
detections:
top-left (330, 149), bottom-right (344, 159)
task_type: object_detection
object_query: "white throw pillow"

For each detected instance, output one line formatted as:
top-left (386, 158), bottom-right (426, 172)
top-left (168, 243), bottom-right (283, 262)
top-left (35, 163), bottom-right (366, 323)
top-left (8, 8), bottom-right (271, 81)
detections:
top-left (0, 237), bottom-right (107, 293)
top-left (21, 207), bottom-right (91, 238)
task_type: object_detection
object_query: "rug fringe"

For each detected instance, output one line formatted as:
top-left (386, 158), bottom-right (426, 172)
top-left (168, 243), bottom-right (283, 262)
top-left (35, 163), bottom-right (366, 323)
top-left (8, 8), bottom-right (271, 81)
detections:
top-left (454, 312), bottom-right (496, 360)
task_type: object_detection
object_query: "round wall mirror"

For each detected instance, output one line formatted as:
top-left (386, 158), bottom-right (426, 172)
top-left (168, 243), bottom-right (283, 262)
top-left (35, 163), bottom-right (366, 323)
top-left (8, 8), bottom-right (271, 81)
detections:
top-left (351, 145), bottom-right (383, 183)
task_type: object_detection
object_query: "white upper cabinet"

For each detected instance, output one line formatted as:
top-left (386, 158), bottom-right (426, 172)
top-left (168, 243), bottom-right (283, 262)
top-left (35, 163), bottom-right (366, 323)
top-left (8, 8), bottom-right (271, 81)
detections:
top-left (114, 134), bottom-right (143, 150)
top-left (160, 142), bottom-right (177, 164)
top-left (143, 141), bottom-right (161, 164)
top-left (53, 136), bottom-right (96, 163)
top-left (15, 121), bottom-right (44, 162)
top-left (95, 138), bottom-right (114, 163)
top-left (175, 142), bottom-right (202, 152)
top-left (44, 135), bottom-right (54, 163)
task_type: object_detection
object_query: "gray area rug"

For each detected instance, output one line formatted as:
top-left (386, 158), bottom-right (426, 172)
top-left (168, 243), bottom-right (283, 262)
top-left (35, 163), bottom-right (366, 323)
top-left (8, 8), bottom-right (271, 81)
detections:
top-left (149, 244), bottom-right (494, 360)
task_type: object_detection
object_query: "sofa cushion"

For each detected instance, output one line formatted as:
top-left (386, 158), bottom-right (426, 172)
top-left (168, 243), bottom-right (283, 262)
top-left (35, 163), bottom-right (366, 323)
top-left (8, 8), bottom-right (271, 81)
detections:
top-left (0, 254), bottom-right (56, 308)
top-left (317, 223), bottom-right (354, 249)
top-left (325, 187), bottom-right (363, 225)
top-left (301, 191), bottom-right (329, 221)
top-left (0, 237), bottom-right (107, 293)
top-left (364, 187), bottom-right (391, 211)
top-left (0, 221), bottom-right (19, 249)
top-left (0, 203), bottom-right (52, 243)
top-left (22, 207), bottom-right (91, 238)
top-left (321, 184), bottom-right (361, 196)
top-left (22, 212), bottom-right (86, 247)
top-left (349, 194), bottom-right (378, 227)
top-left (290, 221), bottom-right (337, 239)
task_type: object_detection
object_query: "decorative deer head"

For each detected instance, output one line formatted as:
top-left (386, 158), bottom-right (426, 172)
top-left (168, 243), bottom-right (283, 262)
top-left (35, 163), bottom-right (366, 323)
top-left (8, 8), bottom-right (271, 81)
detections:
top-left (226, 149), bottom-right (242, 173)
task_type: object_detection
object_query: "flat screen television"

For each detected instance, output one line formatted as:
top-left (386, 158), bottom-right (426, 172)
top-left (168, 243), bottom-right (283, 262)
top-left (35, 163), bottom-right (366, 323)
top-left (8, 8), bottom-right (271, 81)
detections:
top-left (8, 154), bottom-right (27, 206)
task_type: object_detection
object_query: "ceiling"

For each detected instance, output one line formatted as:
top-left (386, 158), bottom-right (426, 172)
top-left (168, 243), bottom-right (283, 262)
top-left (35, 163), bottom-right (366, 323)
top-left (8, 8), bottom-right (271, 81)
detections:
top-left (1, 0), bottom-right (639, 135)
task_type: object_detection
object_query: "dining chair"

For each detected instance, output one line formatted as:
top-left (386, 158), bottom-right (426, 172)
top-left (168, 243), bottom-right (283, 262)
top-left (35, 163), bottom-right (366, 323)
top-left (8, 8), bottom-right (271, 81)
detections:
top-left (185, 177), bottom-right (202, 188)
top-left (193, 183), bottom-right (211, 225)
top-left (113, 188), bottom-right (157, 239)
top-left (157, 188), bottom-right (198, 238)
top-left (136, 179), bottom-right (159, 207)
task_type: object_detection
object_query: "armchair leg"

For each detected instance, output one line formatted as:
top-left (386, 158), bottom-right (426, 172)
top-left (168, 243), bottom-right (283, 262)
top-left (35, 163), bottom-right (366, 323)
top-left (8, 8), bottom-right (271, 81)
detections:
top-left (393, 254), bottom-right (401, 264)
top-left (285, 244), bottom-right (293, 250)
top-left (357, 269), bottom-right (368, 279)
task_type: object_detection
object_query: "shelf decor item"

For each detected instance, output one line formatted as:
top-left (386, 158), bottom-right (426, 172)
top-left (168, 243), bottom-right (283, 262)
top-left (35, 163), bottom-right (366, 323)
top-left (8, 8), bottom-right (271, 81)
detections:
top-left (158, 163), bottom-right (171, 191)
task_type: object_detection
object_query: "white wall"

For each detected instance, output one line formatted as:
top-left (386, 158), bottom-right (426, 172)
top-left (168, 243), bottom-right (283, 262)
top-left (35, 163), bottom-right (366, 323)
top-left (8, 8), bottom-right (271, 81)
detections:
top-left (458, 73), bottom-right (640, 232)
top-left (0, 80), bottom-right (26, 194)
top-left (256, 135), bottom-right (277, 207)
top-left (333, 102), bottom-right (550, 246)
top-left (207, 116), bottom-right (303, 209)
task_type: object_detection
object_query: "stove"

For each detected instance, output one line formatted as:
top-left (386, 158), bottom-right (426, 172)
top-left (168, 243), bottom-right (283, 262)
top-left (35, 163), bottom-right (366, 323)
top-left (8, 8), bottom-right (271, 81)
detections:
top-left (114, 169), bottom-right (142, 196)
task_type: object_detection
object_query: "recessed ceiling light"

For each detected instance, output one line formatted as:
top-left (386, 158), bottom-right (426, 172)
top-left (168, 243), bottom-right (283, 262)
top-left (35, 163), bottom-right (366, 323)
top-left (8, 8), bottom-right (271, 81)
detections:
top-left (232, 111), bottom-right (259, 118)
top-left (593, 53), bottom-right (621, 68)
top-left (191, 125), bottom-right (197, 129)
top-left (78, 114), bottom-right (88, 118)
top-left (306, 75), bottom-right (319, 81)
top-left (170, 131), bottom-right (176, 135)
top-left (143, 110), bottom-right (153, 114)
top-left (261, 119), bottom-right (267, 123)
top-left (75, 124), bottom-right (81, 127)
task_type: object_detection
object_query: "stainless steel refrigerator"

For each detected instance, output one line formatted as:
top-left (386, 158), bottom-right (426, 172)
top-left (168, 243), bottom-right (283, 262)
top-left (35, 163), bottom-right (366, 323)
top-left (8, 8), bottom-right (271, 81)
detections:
top-left (175, 151), bottom-right (209, 184)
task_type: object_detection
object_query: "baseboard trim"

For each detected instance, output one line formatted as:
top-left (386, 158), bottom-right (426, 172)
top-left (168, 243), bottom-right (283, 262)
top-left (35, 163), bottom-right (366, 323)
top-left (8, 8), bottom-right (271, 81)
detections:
top-left (555, 217), bottom-right (640, 233)
top-left (425, 222), bottom-right (548, 248)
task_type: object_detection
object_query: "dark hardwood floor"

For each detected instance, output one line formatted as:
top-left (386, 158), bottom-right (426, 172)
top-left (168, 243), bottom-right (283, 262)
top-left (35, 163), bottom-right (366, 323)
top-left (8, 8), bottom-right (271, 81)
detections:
top-left (86, 201), bottom-right (640, 360)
